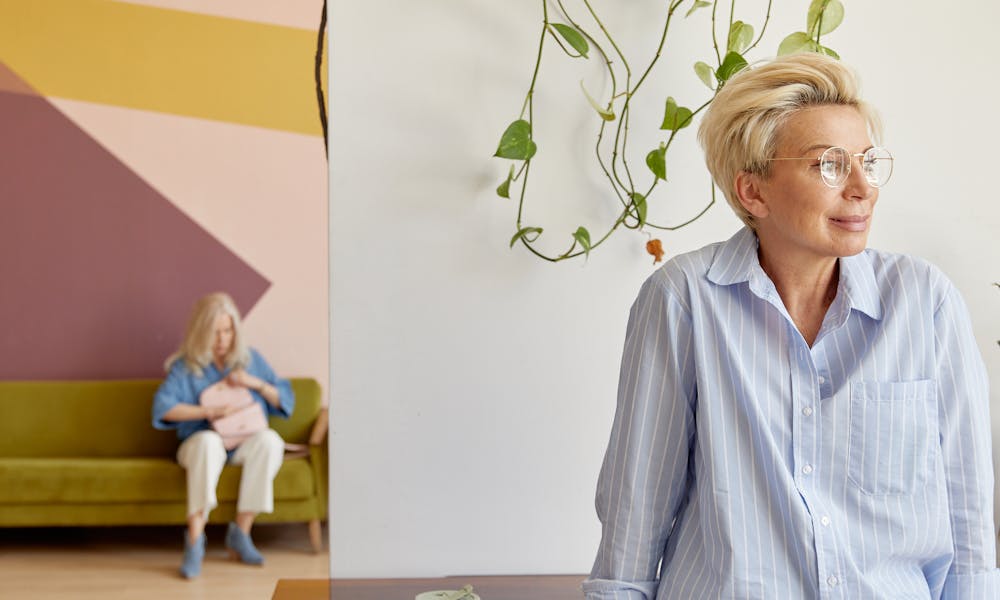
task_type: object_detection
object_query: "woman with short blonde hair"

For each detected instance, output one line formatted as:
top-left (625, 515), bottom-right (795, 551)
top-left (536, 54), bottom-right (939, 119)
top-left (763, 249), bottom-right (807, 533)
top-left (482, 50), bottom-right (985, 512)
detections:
top-left (584, 53), bottom-right (999, 598)
top-left (698, 52), bottom-right (882, 228)
top-left (152, 292), bottom-right (295, 579)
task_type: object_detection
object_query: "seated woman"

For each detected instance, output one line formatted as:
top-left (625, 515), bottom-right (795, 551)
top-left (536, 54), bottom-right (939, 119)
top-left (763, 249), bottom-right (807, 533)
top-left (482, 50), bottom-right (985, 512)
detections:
top-left (583, 53), bottom-right (999, 598)
top-left (152, 291), bottom-right (295, 579)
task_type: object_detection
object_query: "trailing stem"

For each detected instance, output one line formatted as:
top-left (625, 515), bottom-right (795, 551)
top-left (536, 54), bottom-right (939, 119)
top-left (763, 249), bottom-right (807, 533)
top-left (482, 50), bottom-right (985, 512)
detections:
top-left (500, 0), bottom-right (839, 262)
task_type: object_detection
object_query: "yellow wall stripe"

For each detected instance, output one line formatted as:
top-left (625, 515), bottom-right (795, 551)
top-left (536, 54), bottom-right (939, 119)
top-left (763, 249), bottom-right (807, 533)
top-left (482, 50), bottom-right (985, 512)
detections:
top-left (0, 0), bottom-right (326, 136)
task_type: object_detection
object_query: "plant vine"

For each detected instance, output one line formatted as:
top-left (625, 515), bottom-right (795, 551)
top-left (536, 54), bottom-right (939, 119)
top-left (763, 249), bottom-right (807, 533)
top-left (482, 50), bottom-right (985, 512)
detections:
top-left (494, 0), bottom-right (846, 263)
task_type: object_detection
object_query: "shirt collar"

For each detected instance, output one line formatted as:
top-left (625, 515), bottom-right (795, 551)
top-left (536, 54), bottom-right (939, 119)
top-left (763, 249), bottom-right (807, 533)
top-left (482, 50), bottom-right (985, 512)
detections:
top-left (707, 226), bottom-right (883, 321)
top-left (837, 250), bottom-right (883, 320)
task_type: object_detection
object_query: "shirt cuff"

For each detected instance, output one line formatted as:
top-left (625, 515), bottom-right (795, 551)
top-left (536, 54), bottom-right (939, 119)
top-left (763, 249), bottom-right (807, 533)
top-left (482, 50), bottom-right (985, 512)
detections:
top-left (581, 578), bottom-right (657, 600)
top-left (941, 569), bottom-right (1000, 599)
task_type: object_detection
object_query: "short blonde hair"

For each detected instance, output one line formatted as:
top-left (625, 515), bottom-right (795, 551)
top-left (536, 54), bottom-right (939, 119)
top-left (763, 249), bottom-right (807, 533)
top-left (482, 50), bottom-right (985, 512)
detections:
top-left (698, 53), bottom-right (882, 228)
top-left (165, 292), bottom-right (250, 376)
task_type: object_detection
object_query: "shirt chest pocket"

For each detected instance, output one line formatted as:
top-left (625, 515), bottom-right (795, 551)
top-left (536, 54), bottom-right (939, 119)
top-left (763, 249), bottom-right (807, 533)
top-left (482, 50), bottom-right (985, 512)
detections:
top-left (848, 380), bottom-right (937, 496)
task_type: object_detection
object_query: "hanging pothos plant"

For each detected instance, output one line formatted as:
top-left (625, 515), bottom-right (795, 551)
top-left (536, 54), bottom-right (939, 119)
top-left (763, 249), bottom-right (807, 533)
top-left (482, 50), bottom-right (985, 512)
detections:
top-left (494, 0), bottom-right (846, 263)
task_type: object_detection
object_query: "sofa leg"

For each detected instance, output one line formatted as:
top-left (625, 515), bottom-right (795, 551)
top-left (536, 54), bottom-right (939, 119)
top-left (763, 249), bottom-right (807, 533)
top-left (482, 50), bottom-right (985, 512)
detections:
top-left (308, 519), bottom-right (323, 553)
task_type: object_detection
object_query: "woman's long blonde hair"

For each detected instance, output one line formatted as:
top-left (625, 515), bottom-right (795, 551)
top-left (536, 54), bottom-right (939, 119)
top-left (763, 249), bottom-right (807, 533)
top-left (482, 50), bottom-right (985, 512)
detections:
top-left (164, 292), bottom-right (250, 376)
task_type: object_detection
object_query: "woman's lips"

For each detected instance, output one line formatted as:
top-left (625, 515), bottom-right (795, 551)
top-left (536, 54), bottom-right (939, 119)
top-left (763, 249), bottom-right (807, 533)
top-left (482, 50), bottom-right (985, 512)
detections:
top-left (829, 215), bottom-right (869, 232)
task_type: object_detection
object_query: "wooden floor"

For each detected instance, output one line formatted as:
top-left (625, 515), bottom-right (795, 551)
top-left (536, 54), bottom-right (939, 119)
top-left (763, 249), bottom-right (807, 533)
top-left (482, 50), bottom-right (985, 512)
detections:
top-left (0, 523), bottom-right (328, 599)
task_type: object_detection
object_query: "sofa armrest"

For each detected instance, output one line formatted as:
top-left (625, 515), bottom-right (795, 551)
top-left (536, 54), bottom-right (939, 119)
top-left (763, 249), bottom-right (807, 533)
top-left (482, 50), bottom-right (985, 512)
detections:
top-left (307, 407), bottom-right (329, 520)
top-left (308, 407), bottom-right (328, 446)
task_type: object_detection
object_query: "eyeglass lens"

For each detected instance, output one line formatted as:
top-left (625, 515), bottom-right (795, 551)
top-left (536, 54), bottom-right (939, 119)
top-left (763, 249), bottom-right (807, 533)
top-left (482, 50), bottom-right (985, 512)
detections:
top-left (819, 147), bottom-right (893, 188)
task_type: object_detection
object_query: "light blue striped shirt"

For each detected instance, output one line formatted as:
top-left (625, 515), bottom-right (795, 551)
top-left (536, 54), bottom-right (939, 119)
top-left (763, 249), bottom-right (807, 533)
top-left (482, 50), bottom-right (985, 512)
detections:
top-left (583, 227), bottom-right (1000, 599)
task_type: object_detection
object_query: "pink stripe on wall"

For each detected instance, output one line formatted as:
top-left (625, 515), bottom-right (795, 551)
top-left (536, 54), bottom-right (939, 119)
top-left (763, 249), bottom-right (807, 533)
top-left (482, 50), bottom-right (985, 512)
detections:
top-left (0, 64), bottom-right (270, 380)
top-left (119, 0), bottom-right (324, 30)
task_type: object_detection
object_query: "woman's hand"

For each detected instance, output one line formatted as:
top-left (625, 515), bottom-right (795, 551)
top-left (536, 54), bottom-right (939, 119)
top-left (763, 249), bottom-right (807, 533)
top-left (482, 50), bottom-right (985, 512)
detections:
top-left (228, 368), bottom-right (281, 409)
top-left (203, 404), bottom-right (233, 420)
top-left (161, 402), bottom-right (232, 423)
top-left (226, 368), bottom-right (264, 391)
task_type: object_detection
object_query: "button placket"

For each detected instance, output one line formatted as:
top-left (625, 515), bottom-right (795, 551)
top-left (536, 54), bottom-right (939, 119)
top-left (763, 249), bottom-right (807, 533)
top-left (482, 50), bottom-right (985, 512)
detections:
top-left (791, 344), bottom-right (842, 598)
top-left (804, 344), bottom-right (844, 599)
top-left (791, 344), bottom-right (822, 490)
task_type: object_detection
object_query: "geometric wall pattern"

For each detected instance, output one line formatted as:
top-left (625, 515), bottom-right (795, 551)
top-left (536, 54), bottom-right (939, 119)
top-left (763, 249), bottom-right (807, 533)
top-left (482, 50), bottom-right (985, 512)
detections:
top-left (0, 64), bottom-right (270, 378)
top-left (0, 1), bottom-right (328, 386)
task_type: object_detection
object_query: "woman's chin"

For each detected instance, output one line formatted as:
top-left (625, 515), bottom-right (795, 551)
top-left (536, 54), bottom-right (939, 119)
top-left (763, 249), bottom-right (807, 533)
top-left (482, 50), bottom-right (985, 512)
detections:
top-left (832, 237), bottom-right (869, 257)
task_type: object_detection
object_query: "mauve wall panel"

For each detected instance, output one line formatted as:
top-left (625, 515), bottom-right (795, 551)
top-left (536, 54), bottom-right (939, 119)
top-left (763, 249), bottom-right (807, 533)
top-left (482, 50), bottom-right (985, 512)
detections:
top-left (0, 65), bottom-right (268, 380)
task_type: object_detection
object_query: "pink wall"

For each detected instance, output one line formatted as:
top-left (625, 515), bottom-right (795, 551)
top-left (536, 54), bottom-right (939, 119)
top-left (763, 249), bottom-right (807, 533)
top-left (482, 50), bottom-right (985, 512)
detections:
top-left (0, 1), bottom-right (329, 397)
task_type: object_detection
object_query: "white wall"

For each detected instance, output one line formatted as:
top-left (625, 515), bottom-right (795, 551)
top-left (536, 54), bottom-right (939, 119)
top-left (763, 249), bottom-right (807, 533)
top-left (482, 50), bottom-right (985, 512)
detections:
top-left (329, 0), bottom-right (1000, 577)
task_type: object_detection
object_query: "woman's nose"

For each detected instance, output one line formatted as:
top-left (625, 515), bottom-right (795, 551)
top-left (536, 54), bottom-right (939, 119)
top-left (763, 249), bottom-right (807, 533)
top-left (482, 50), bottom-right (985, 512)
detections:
top-left (843, 159), bottom-right (874, 199)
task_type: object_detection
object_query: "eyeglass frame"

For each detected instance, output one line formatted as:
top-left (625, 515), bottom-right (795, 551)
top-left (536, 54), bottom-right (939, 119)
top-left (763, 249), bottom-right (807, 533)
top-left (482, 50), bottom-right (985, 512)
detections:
top-left (766, 146), bottom-right (894, 188)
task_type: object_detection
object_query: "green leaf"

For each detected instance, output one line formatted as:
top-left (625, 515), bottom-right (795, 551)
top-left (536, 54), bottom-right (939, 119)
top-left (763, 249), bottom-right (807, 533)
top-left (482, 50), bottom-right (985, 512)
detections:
top-left (509, 226), bottom-right (543, 248)
top-left (572, 226), bottom-right (592, 256)
top-left (716, 51), bottom-right (749, 83)
top-left (659, 97), bottom-right (693, 131)
top-left (807, 0), bottom-right (844, 36)
top-left (694, 61), bottom-right (716, 90)
top-left (550, 23), bottom-right (590, 58)
top-left (727, 21), bottom-right (754, 54)
top-left (777, 31), bottom-right (814, 56)
top-left (630, 193), bottom-right (648, 227)
top-left (496, 165), bottom-right (515, 198)
top-left (494, 120), bottom-right (537, 160)
top-left (685, 0), bottom-right (711, 18)
top-left (819, 45), bottom-right (840, 59)
top-left (580, 81), bottom-right (615, 121)
top-left (645, 145), bottom-right (667, 180)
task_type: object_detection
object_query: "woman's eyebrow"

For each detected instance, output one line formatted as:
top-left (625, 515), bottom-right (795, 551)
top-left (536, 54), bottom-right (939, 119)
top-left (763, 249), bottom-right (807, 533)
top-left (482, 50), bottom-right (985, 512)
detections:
top-left (796, 143), bottom-right (833, 155)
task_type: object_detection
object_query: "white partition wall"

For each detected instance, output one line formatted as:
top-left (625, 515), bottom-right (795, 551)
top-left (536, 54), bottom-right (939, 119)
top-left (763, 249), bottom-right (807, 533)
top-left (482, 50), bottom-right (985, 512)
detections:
top-left (329, 0), bottom-right (1000, 577)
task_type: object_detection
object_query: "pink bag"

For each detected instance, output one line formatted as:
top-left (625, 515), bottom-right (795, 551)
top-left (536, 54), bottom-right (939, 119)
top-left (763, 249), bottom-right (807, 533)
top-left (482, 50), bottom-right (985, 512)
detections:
top-left (199, 382), bottom-right (268, 450)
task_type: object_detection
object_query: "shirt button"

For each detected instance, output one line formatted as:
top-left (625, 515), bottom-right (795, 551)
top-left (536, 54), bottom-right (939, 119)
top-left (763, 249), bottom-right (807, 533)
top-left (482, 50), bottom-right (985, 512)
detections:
top-left (820, 516), bottom-right (831, 526)
top-left (802, 406), bottom-right (814, 417)
top-left (827, 575), bottom-right (839, 587)
top-left (818, 375), bottom-right (826, 385)
top-left (802, 464), bottom-right (813, 475)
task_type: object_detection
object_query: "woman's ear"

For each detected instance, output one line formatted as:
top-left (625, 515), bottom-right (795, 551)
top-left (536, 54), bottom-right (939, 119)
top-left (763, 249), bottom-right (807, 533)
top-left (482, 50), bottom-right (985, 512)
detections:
top-left (734, 171), bottom-right (770, 220)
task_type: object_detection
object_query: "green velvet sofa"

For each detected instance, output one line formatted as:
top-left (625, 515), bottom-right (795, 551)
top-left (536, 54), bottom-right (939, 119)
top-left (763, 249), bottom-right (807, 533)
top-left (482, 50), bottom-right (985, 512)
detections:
top-left (0, 378), bottom-right (328, 551)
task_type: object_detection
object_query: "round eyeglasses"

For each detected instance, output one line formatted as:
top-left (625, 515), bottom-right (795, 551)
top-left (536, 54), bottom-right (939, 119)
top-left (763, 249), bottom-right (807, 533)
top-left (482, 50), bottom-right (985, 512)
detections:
top-left (768, 146), bottom-right (894, 188)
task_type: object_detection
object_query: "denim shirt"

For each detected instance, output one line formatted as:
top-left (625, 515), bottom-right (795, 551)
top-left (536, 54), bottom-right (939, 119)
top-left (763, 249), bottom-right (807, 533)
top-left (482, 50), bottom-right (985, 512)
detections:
top-left (151, 347), bottom-right (294, 442)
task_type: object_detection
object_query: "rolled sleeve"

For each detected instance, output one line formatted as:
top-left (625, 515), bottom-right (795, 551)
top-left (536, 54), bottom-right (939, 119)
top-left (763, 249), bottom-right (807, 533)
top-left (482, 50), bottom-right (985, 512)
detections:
top-left (581, 577), bottom-right (658, 600)
top-left (151, 363), bottom-right (191, 430)
top-left (249, 348), bottom-right (295, 419)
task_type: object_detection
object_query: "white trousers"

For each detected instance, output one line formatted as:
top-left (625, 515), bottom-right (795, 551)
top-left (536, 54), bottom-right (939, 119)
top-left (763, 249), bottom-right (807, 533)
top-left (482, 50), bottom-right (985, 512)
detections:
top-left (176, 428), bottom-right (284, 518)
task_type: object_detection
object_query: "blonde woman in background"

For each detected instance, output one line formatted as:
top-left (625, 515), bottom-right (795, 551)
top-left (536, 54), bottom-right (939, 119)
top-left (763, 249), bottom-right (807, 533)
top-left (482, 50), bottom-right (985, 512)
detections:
top-left (152, 292), bottom-right (295, 579)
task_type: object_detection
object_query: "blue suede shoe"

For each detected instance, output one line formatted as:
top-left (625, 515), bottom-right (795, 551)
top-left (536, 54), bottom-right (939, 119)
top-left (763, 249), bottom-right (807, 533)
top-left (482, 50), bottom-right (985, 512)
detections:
top-left (225, 522), bottom-right (264, 565)
top-left (180, 533), bottom-right (205, 579)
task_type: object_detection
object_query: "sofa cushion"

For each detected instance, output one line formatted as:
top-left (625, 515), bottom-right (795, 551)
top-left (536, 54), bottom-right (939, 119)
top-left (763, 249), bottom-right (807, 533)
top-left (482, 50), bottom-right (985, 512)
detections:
top-left (0, 457), bottom-right (315, 504)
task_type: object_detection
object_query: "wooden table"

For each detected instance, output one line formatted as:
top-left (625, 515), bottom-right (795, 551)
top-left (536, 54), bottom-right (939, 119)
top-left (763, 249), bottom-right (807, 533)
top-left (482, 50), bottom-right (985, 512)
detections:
top-left (272, 574), bottom-right (586, 600)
